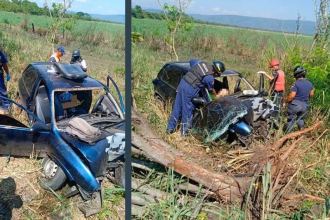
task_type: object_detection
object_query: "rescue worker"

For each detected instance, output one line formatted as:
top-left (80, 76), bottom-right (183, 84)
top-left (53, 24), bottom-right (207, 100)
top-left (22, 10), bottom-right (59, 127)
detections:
top-left (70, 49), bottom-right (87, 72)
top-left (0, 50), bottom-right (10, 108)
top-left (284, 66), bottom-right (314, 133)
top-left (49, 46), bottom-right (66, 63)
top-left (166, 59), bottom-right (226, 136)
top-left (261, 59), bottom-right (285, 105)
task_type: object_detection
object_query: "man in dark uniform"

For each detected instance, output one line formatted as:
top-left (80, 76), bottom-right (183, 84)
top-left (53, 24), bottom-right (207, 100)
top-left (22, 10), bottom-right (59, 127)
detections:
top-left (0, 50), bottom-right (11, 108)
top-left (284, 66), bottom-right (314, 133)
top-left (70, 49), bottom-right (87, 72)
top-left (166, 59), bottom-right (226, 136)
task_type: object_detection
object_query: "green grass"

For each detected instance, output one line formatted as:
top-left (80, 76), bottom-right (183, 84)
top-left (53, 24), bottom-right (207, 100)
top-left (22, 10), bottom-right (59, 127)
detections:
top-left (132, 18), bottom-right (313, 49)
top-left (1, 11), bottom-right (124, 34)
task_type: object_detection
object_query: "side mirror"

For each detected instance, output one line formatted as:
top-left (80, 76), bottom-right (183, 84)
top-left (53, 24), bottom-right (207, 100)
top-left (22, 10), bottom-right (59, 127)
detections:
top-left (192, 97), bottom-right (207, 106)
top-left (152, 79), bottom-right (159, 85)
top-left (31, 122), bottom-right (50, 133)
top-left (262, 91), bottom-right (268, 97)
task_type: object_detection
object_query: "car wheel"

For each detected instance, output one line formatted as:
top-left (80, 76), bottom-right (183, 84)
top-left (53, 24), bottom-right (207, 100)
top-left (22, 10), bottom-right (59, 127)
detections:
top-left (154, 95), bottom-right (165, 111)
top-left (40, 157), bottom-right (67, 191)
top-left (114, 163), bottom-right (125, 188)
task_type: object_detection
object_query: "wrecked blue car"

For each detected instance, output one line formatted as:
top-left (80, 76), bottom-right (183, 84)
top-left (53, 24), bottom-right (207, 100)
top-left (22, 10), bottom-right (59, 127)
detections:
top-left (0, 62), bottom-right (125, 217)
top-left (152, 61), bottom-right (279, 146)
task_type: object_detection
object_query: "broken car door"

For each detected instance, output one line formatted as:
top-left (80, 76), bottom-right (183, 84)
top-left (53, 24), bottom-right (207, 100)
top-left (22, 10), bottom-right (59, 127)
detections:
top-left (0, 98), bottom-right (49, 157)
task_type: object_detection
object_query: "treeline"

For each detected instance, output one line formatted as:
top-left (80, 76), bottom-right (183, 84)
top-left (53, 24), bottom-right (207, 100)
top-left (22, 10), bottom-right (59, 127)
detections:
top-left (131, 5), bottom-right (302, 35)
top-left (131, 5), bottom-right (166, 20)
top-left (131, 5), bottom-right (225, 25)
top-left (0, 0), bottom-right (47, 15)
top-left (0, 0), bottom-right (98, 21)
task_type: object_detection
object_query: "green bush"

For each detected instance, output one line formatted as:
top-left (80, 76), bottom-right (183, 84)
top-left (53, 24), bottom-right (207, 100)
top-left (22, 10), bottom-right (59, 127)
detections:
top-left (289, 46), bottom-right (330, 108)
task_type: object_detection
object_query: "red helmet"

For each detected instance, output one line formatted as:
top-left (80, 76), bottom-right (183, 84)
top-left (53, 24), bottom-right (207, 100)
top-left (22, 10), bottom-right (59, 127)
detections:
top-left (270, 59), bottom-right (280, 67)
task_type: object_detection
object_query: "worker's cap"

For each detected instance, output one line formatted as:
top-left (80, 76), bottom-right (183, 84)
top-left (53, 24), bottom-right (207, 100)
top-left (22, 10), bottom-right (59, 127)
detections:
top-left (57, 46), bottom-right (66, 55)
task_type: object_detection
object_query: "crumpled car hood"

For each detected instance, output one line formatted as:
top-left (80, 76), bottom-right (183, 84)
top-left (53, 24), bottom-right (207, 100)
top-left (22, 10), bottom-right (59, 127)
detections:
top-left (192, 96), bottom-right (248, 143)
top-left (242, 97), bottom-right (279, 122)
top-left (59, 132), bottom-right (110, 176)
top-left (59, 128), bottom-right (125, 177)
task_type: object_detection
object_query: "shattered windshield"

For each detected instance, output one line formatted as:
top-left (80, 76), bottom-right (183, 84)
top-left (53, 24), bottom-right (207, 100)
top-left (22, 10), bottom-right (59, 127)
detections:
top-left (192, 96), bottom-right (248, 143)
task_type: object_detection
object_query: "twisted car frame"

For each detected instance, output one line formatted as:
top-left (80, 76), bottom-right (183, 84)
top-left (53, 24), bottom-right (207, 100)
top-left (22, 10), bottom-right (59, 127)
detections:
top-left (152, 61), bottom-right (279, 146)
top-left (0, 62), bottom-right (125, 217)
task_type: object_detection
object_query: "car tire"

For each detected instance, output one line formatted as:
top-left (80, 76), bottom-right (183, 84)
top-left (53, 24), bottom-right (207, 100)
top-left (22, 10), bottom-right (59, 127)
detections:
top-left (114, 163), bottom-right (125, 188)
top-left (40, 157), bottom-right (67, 191)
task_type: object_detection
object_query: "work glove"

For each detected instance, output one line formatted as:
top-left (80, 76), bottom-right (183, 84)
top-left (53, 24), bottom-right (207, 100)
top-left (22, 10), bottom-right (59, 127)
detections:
top-left (6, 74), bottom-right (10, 82)
top-left (257, 71), bottom-right (266, 75)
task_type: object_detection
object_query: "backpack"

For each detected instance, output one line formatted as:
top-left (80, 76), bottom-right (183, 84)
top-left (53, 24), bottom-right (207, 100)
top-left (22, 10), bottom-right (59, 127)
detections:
top-left (66, 117), bottom-right (102, 145)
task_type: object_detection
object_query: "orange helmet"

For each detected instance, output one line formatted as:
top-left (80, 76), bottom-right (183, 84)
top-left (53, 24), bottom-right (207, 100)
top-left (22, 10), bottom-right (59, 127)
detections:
top-left (270, 59), bottom-right (280, 67)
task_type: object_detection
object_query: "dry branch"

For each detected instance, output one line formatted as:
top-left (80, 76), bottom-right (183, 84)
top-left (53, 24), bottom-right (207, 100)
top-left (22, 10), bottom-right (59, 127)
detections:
top-left (131, 193), bottom-right (158, 206)
top-left (132, 178), bottom-right (167, 199)
top-left (272, 121), bottom-right (321, 151)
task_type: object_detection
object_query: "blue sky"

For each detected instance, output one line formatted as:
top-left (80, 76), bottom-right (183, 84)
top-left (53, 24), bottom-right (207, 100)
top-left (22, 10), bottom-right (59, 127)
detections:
top-left (132, 0), bottom-right (316, 21)
top-left (30, 0), bottom-right (125, 15)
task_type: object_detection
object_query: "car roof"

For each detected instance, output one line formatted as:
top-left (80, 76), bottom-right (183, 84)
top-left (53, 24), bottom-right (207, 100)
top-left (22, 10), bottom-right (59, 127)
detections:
top-left (29, 62), bottom-right (104, 90)
top-left (166, 61), bottom-right (191, 70)
top-left (164, 62), bottom-right (244, 77)
top-left (221, 70), bottom-right (243, 77)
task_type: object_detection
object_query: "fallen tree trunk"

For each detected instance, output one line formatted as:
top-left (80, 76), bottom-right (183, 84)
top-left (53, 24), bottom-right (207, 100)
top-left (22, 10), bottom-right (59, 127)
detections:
top-left (132, 132), bottom-right (245, 200)
top-left (132, 109), bottom-right (248, 201)
top-left (131, 108), bottom-right (322, 203)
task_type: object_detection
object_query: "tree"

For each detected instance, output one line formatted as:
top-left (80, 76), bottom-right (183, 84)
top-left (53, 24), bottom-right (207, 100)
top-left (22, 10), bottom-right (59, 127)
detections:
top-left (157, 0), bottom-right (194, 61)
top-left (44, 0), bottom-right (75, 53)
top-left (76, 11), bottom-right (85, 17)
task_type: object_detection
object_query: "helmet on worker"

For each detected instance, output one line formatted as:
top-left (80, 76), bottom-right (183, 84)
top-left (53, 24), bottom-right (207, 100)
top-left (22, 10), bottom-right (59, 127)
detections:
top-left (72, 49), bottom-right (81, 57)
top-left (293, 65), bottom-right (307, 78)
top-left (212, 61), bottom-right (225, 77)
top-left (269, 59), bottom-right (280, 67)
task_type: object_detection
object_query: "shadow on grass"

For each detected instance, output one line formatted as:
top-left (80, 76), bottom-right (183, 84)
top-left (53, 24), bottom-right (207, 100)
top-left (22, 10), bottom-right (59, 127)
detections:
top-left (0, 177), bottom-right (23, 220)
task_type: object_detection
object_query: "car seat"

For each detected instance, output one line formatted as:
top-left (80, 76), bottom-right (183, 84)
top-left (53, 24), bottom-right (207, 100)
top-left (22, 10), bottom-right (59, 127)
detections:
top-left (35, 86), bottom-right (51, 124)
top-left (54, 93), bottom-right (65, 121)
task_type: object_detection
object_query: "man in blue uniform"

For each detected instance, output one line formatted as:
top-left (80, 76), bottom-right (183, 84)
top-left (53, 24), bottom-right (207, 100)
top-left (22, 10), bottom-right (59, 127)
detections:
top-left (0, 50), bottom-right (11, 108)
top-left (166, 59), bottom-right (226, 136)
top-left (284, 66), bottom-right (314, 133)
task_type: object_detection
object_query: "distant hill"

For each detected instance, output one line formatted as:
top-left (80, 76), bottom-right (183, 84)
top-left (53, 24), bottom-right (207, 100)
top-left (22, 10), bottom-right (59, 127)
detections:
top-left (89, 14), bottom-right (125, 23)
top-left (70, 13), bottom-right (123, 23)
top-left (144, 8), bottom-right (316, 35)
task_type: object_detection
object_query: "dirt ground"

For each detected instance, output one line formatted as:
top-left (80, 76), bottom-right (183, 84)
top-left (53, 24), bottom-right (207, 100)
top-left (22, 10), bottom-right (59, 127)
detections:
top-left (0, 155), bottom-right (125, 219)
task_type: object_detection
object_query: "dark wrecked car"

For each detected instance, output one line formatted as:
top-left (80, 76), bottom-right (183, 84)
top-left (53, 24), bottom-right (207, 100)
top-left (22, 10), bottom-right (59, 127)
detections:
top-left (152, 61), bottom-right (279, 146)
top-left (0, 62), bottom-right (125, 217)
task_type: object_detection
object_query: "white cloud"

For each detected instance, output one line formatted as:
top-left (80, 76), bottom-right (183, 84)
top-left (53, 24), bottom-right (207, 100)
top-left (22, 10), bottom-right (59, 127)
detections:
top-left (222, 9), bottom-right (238, 15)
top-left (76, 0), bottom-right (87, 2)
top-left (212, 7), bottom-right (220, 12)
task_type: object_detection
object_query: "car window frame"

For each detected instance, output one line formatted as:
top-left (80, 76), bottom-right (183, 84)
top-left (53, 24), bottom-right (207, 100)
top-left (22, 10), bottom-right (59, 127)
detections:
top-left (0, 96), bottom-right (49, 129)
top-left (51, 86), bottom-right (124, 131)
top-left (161, 65), bottom-right (183, 89)
top-left (22, 67), bottom-right (39, 97)
top-left (218, 75), bottom-right (255, 92)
